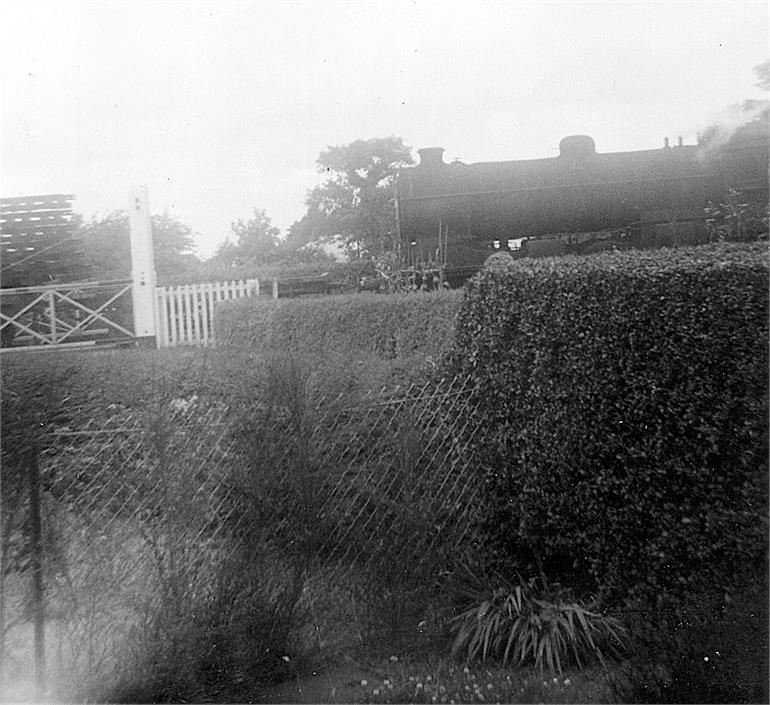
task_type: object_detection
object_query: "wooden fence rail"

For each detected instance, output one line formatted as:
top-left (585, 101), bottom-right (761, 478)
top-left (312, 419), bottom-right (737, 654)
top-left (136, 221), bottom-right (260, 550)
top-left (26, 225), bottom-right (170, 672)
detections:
top-left (155, 279), bottom-right (259, 348)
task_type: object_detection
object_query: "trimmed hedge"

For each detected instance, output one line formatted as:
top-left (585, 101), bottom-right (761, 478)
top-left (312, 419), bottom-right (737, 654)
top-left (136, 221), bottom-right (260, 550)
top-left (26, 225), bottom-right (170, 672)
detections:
top-left (446, 242), bottom-right (769, 609)
top-left (215, 290), bottom-right (463, 363)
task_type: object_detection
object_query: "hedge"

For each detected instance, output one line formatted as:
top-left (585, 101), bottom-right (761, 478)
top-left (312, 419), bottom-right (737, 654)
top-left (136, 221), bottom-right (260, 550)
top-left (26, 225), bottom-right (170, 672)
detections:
top-left (215, 290), bottom-right (464, 363)
top-left (445, 242), bottom-right (769, 609)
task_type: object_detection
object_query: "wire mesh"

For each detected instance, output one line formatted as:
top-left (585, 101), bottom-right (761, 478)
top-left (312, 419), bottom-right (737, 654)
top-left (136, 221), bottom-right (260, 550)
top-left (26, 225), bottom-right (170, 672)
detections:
top-left (0, 375), bottom-right (482, 700)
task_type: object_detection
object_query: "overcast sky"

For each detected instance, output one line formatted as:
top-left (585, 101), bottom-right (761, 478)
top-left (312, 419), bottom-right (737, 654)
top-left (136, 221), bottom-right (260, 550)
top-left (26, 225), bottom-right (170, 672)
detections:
top-left (1, 1), bottom-right (767, 258)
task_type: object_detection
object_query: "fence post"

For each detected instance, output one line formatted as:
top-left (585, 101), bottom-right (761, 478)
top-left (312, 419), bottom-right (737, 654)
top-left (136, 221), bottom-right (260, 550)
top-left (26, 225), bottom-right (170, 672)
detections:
top-left (27, 447), bottom-right (46, 700)
top-left (128, 186), bottom-right (158, 346)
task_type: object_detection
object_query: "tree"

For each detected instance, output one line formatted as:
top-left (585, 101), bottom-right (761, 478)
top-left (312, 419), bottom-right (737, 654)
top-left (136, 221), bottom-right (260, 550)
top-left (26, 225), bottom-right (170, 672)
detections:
top-left (289, 136), bottom-right (414, 258)
top-left (78, 210), bottom-right (200, 284)
top-left (206, 208), bottom-right (282, 274)
top-left (228, 208), bottom-right (281, 265)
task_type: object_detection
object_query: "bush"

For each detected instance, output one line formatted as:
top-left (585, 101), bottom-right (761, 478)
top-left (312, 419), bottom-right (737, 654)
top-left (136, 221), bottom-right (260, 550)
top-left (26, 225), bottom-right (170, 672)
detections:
top-left (613, 585), bottom-right (769, 703)
top-left (448, 564), bottom-right (627, 675)
top-left (215, 290), bottom-right (462, 363)
top-left (445, 242), bottom-right (768, 611)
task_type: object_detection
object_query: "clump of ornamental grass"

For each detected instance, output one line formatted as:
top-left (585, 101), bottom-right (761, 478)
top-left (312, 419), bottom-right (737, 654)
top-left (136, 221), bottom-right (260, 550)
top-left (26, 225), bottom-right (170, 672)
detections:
top-left (448, 563), bottom-right (627, 675)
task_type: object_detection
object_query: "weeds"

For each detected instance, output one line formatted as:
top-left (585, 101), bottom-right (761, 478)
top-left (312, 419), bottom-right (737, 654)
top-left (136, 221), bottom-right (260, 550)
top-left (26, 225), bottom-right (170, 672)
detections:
top-left (449, 564), bottom-right (627, 675)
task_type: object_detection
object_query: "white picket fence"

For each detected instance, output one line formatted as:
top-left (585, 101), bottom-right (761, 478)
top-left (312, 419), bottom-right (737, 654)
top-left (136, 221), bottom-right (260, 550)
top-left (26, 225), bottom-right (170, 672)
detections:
top-left (155, 279), bottom-right (259, 347)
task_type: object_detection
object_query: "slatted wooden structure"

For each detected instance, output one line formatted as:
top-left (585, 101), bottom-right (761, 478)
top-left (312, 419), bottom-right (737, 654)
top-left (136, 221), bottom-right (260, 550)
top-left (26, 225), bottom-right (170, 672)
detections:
top-left (0, 194), bottom-right (137, 350)
top-left (155, 279), bottom-right (259, 347)
top-left (1, 194), bottom-right (91, 288)
top-left (1, 193), bottom-right (260, 350)
top-left (0, 279), bottom-right (135, 349)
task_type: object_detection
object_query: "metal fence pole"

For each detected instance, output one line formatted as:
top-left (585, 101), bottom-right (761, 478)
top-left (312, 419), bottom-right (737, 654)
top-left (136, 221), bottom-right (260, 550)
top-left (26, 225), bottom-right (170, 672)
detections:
top-left (27, 448), bottom-right (46, 700)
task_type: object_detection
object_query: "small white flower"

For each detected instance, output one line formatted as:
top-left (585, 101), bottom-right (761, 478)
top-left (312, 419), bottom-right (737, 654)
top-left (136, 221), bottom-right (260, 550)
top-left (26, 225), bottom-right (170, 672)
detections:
top-left (373, 688), bottom-right (380, 696)
top-left (564, 678), bottom-right (572, 686)
top-left (281, 655), bottom-right (290, 662)
top-left (361, 680), bottom-right (368, 687)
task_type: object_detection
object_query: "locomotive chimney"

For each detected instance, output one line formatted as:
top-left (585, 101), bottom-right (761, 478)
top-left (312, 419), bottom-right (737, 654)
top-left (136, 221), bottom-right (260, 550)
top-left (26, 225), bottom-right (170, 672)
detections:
top-left (417, 147), bottom-right (445, 168)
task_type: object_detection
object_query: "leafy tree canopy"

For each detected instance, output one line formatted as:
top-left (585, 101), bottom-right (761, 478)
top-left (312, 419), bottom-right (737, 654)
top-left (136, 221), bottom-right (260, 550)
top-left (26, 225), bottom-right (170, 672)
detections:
top-left (288, 136), bottom-right (414, 258)
top-left (78, 210), bottom-right (200, 285)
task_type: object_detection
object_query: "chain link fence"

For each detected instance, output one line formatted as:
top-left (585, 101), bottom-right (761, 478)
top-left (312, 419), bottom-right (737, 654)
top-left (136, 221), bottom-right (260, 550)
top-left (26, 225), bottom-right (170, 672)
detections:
top-left (1, 374), bottom-right (483, 701)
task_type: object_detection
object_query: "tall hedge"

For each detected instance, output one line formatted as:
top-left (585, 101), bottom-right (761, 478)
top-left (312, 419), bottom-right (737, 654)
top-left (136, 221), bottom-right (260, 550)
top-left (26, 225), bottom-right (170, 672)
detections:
top-left (446, 243), bottom-right (769, 608)
top-left (215, 290), bottom-right (463, 362)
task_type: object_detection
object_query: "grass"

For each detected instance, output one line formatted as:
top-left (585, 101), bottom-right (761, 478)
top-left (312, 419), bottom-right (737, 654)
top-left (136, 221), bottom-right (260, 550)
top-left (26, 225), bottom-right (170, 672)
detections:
top-left (254, 652), bottom-right (619, 704)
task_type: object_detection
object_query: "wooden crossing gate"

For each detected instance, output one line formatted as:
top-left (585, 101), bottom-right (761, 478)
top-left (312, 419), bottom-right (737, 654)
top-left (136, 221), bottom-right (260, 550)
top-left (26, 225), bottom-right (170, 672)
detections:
top-left (1, 195), bottom-right (140, 350)
top-left (2, 192), bottom-right (261, 351)
top-left (0, 279), bottom-right (136, 350)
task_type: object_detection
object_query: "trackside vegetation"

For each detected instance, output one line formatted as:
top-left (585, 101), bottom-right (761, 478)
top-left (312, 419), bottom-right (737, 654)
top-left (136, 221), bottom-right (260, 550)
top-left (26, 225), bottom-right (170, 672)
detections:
top-left (2, 241), bottom-right (767, 703)
top-left (215, 290), bottom-right (463, 359)
top-left (444, 241), bottom-right (769, 702)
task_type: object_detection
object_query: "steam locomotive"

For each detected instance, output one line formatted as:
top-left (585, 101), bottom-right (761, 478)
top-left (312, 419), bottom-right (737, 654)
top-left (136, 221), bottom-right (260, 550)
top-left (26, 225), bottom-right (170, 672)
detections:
top-left (395, 119), bottom-right (769, 280)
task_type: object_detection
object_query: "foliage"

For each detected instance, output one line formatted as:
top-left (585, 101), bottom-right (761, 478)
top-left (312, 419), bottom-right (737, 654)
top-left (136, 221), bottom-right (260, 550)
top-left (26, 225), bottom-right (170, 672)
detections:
top-left (448, 565), bottom-right (626, 675)
top-left (77, 210), bottom-right (201, 284)
top-left (611, 584), bottom-right (769, 704)
top-left (704, 188), bottom-right (769, 242)
top-left (445, 242), bottom-right (769, 613)
top-left (215, 290), bottom-right (462, 391)
top-left (210, 208), bottom-right (282, 270)
top-left (288, 136), bottom-right (414, 258)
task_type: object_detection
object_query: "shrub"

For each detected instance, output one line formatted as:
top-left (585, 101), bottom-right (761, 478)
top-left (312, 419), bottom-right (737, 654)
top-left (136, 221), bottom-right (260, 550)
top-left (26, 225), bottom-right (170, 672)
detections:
top-left (215, 290), bottom-right (463, 363)
top-left (448, 564), bottom-right (627, 675)
top-left (445, 242), bottom-right (769, 611)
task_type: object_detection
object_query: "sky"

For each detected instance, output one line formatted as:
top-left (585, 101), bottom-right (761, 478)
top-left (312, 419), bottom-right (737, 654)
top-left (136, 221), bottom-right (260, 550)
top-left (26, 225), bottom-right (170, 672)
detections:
top-left (1, 0), bottom-right (768, 259)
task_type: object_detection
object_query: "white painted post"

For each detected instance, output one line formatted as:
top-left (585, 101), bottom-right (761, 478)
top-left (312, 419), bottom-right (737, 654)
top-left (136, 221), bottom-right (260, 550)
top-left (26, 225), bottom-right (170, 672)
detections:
top-left (191, 283), bottom-right (201, 345)
top-left (129, 186), bottom-right (157, 344)
top-left (169, 287), bottom-right (178, 347)
top-left (207, 284), bottom-right (215, 342)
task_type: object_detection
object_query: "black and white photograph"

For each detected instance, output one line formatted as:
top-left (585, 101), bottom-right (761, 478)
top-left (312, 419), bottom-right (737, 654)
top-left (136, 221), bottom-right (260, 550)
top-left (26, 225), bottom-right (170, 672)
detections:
top-left (1, 1), bottom-right (768, 703)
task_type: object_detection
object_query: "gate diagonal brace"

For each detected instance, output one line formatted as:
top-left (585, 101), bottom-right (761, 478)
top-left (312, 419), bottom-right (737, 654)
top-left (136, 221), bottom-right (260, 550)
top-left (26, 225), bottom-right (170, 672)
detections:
top-left (0, 291), bottom-right (52, 333)
top-left (54, 285), bottom-right (134, 343)
top-left (0, 311), bottom-right (53, 345)
top-left (0, 292), bottom-right (56, 344)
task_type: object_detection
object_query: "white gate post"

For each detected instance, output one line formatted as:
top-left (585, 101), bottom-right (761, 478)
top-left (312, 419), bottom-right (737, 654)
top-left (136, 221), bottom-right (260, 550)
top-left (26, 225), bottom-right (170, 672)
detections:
top-left (128, 186), bottom-right (157, 345)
